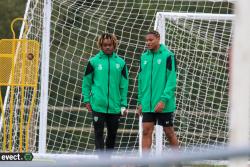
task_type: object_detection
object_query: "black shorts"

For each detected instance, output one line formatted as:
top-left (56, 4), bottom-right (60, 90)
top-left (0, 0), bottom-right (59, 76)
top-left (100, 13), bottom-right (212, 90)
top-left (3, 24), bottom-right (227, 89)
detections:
top-left (142, 112), bottom-right (174, 127)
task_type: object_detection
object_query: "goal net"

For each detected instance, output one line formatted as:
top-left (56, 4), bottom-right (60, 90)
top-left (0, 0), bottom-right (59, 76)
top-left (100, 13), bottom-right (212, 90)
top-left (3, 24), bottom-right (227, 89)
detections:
top-left (154, 12), bottom-right (233, 151)
top-left (0, 0), bottom-right (233, 154)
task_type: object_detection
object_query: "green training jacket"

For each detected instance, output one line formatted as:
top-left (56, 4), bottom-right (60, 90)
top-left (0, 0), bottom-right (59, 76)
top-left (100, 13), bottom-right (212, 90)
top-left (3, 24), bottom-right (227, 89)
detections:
top-left (82, 50), bottom-right (128, 114)
top-left (138, 44), bottom-right (177, 113)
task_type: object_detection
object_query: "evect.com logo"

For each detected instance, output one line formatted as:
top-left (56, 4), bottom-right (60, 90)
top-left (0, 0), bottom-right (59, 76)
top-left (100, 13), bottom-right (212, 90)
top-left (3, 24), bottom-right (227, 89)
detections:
top-left (0, 153), bottom-right (33, 161)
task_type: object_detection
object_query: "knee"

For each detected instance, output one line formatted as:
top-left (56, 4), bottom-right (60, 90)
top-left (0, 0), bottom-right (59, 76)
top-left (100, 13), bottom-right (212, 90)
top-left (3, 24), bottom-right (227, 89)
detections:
top-left (164, 127), bottom-right (176, 138)
top-left (143, 128), bottom-right (153, 137)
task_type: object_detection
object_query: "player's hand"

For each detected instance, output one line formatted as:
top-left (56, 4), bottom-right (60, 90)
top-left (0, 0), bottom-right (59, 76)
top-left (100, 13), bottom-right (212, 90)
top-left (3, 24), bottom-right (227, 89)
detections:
top-left (154, 101), bottom-right (165, 113)
top-left (121, 107), bottom-right (128, 117)
top-left (122, 109), bottom-right (129, 117)
top-left (137, 105), bottom-right (142, 116)
top-left (85, 103), bottom-right (92, 112)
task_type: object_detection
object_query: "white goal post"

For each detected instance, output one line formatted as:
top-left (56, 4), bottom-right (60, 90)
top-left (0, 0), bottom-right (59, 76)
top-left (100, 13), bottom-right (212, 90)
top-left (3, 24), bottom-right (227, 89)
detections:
top-left (155, 12), bottom-right (234, 45)
top-left (153, 12), bottom-right (234, 154)
top-left (38, 0), bottom-right (51, 154)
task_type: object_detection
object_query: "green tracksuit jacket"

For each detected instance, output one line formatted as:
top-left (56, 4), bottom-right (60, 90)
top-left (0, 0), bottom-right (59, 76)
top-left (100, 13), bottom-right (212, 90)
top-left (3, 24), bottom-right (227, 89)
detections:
top-left (82, 51), bottom-right (128, 114)
top-left (138, 44), bottom-right (177, 113)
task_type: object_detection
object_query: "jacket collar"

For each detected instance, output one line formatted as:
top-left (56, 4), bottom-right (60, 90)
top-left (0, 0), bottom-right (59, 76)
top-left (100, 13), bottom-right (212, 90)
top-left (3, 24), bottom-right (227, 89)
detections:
top-left (147, 44), bottom-right (167, 54)
top-left (98, 50), bottom-right (116, 58)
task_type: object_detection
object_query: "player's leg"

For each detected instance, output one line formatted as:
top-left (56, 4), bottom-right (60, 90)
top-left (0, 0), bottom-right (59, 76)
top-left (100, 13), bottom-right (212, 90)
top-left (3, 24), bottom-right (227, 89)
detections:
top-left (92, 111), bottom-right (105, 150)
top-left (106, 114), bottom-right (120, 150)
top-left (142, 113), bottom-right (155, 151)
top-left (159, 112), bottom-right (179, 148)
top-left (164, 126), bottom-right (178, 147)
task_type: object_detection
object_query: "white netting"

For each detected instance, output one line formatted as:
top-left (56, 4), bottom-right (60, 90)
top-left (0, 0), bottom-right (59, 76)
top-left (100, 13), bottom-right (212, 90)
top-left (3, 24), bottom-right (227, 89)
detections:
top-left (154, 12), bottom-right (232, 149)
top-left (0, 0), bottom-right (233, 153)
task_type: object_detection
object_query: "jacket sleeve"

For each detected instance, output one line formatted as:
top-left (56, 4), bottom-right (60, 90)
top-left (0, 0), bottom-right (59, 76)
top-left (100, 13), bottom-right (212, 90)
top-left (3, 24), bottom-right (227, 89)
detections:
top-left (137, 59), bottom-right (142, 105)
top-left (161, 54), bottom-right (177, 104)
top-left (82, 61), bottom-right (94, 103)
top-left (120, 63), bottom-right (129, 108)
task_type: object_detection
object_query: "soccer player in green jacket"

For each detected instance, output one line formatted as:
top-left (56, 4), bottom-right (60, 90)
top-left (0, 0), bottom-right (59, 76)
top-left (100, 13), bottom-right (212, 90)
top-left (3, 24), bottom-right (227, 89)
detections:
top-left (137, 31), bottom-right (179, 151)
top-left (82, 33), bottom-right (128, 151)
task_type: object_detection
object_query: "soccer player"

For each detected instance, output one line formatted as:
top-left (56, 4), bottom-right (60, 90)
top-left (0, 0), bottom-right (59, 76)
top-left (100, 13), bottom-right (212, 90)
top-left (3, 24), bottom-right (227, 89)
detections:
top-left (137, 30), bottom-right (179, 151)
top-left (82, 33), bottom-right (128, 152)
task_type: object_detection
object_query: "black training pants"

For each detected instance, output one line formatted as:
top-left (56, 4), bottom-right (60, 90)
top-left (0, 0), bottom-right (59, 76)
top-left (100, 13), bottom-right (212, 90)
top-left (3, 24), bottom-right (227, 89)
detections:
top-left (92, 111), bottom-right (120, 150)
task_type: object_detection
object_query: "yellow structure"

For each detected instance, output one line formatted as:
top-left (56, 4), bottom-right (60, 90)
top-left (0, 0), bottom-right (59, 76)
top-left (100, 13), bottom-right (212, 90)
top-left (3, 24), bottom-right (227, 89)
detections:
top-left (0, 18), bottom-right (40, 152)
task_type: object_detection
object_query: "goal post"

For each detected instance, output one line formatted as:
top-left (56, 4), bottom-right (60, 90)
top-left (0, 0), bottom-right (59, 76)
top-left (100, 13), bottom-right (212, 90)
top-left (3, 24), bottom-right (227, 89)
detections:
top-left (38, 0), bottom-right (52, 154)
top-left (153, 12), bottom-right (234, 154)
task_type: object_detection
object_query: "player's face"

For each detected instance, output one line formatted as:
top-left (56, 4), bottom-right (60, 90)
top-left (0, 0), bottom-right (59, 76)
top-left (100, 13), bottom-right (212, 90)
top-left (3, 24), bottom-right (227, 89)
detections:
top-left (145, 34), bottom-right (160, 51)
top-left (101, 39), bottom-right (114, 55)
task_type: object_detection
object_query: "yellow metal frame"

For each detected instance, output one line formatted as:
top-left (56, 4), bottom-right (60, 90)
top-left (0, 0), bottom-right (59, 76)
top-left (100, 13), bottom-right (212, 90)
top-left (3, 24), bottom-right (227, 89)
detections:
top-left (0, 18), bottom-right (40, 152)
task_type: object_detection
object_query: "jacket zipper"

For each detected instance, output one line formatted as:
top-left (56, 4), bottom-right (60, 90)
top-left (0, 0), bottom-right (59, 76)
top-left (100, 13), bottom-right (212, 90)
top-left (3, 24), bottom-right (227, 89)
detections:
top-left (107, 56), bottom-right (110, 113)
top-left (150, 53), bottom-right (154, 112)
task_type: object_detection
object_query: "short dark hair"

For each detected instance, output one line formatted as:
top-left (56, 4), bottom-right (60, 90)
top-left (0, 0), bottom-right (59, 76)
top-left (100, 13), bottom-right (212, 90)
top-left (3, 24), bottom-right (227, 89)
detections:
top-left (147, 30), bottom-right (160, 38)
top-left (97, 33), bottom-right (118, 49)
